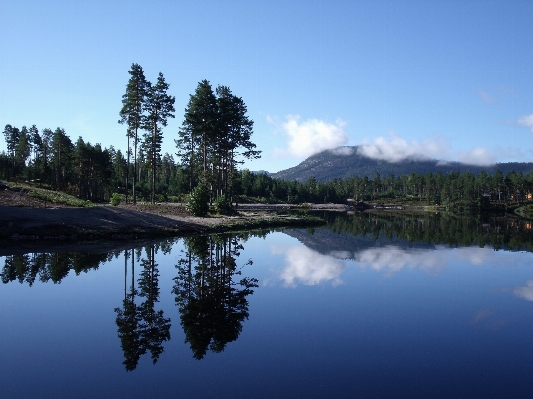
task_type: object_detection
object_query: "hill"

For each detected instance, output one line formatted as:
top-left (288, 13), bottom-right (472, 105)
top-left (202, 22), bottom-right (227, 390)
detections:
top-left (271, 146), bottom-right (533, 182)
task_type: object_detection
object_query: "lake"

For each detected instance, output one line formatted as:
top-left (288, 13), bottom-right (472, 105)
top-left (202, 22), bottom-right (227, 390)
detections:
top-left (1, 212), bottom-right (533, 398)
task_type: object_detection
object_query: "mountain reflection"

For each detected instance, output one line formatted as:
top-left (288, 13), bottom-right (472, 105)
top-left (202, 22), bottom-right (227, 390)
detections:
top-left (275, 212), bottom-right (533, 286)
top-left (319, 212), bottom-right (533, 251)
top-left (173, 234), bottom-right (258, 360)
top-left (115, 245), bottom-right (171, 371)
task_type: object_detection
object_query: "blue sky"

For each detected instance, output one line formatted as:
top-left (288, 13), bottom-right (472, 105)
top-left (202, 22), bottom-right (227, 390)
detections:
top-left (1, 0), bottom-right (532, 173)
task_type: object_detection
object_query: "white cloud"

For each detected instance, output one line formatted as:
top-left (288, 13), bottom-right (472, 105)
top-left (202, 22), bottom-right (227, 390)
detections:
top-left (357, 132), bottom-right (448, 163)
top-left (277, 115), bottom-right (348, 158)
top-left (329, 147), bottom-right (355, 156)
top-left (356, 132), bottom-right (499, 165)
top-left (274, 245), bottom-right (346, 287)
top-left (457, 147), bottom-right (495, 166)
top-left (518, 114), bottom-right (533, 133)
top-left (514, 280), bottom-right (533, 302)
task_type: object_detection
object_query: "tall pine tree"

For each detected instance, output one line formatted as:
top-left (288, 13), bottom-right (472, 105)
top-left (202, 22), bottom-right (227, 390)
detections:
top-left (142, 72), bottom-right (175, 203)
top-left (119, 63), bottom-right (149, 204)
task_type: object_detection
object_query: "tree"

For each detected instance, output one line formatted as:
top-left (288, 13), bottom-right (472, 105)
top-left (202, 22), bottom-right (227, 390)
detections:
top-left (49, 128), bottom-right (73, 189)
top-left (177, 81), bottom-right (260, 205)
top-left (142, 72), bottom-right (175, 203)
top-left (15, 126), bottom-right (31, 177)
top-left (2, 124), bottom-right (20, 179)
top-left (179, 80), bottom-right (218, 188)
top-left (119, 63), bottom-right (149, 204)
top-left (40, 128), bottom-right (53, 185)
top-left (215, 85), bottom-right (260, 200)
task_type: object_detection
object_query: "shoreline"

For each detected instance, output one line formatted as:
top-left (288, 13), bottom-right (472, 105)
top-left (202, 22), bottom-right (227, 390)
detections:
top-left (0, 203), bottom-right (325, 245)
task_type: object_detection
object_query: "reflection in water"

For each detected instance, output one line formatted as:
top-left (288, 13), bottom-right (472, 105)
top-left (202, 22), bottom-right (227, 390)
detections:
top-left (173, 234), bottom-right (258, 360)
top-left (114, 245), bottom-right (171, 371)
top-left (1, 235), bottom-right (258, 369)
top-left (275, 243), bottom-right (531, 286)
top-left (320, 211), bottom-right (533, 251)
top-left (354, 245), bottom-right (448, 275)
top-left (1, 252), bottom-right (111, 285)
top-left (514, 280), bottom-right (533, 301)
top-left (272, 245), bottom-right (345, 286)
top-left (275, 212), bottom-right (533, 286)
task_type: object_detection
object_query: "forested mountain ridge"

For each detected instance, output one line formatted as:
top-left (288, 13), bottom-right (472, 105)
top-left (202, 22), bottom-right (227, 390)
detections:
top-left (271, 146), bottom-right (533, 182)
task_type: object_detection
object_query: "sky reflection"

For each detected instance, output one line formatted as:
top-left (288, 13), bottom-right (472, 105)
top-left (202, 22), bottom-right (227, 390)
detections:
top-left (271, 245), bottom-right (345, 287)
top-left (513, 280), bottom-right (533, 301)
top-left (272, 243), bottom-right (532, 287)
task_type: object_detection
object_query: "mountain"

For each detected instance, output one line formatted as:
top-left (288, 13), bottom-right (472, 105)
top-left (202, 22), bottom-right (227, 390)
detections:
top-left (271, 146), bottom-right (533, 182)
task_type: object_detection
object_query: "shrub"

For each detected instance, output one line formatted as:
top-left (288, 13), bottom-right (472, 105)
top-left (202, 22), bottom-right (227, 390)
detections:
top-left (213, 195), bottom-right (233, 215)
top-left (110, 193), bottom-right (121, 206)
top-left (186, 185), bottom-right (209, 216)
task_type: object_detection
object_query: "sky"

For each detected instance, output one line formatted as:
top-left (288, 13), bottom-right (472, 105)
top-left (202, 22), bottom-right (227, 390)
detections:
top-left (1, 0), bottom-right (532, 173)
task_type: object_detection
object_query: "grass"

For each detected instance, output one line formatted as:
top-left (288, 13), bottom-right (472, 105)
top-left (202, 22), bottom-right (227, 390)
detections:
top-left (28, 190), bottom-right (94, 207)
top-left (6, 181), bottom-right (94, 207)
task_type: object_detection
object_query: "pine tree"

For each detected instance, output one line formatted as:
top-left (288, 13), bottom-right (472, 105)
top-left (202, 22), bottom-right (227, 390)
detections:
top-left (119, 63), bottom-right (149, 204)
top-left (142, 72), bottom-right (175, 203)
top-left (2, 124), bottom-right (20, 179)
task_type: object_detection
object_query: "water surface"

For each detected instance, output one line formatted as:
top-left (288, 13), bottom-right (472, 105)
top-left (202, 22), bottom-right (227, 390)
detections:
top-left (1, 213), bottom-right (533, 398)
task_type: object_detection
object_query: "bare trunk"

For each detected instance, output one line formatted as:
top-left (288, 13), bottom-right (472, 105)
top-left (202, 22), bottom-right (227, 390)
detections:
top-left (126, 131), bottom-right (130, 204)
top-left (152, 121), bottom-right (157, 204)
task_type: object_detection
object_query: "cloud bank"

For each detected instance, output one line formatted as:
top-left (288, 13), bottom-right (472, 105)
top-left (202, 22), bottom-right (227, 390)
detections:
top-left (357, 133), bottom-right (496, 166)
top-left (276, 115), bottom-right (348, 158)
top-left (270, 114), bottom-right (526, 166)
top-left (457, 147), bottom-right (495, 166)
top-left (357, 133), bottom-right (449, 163)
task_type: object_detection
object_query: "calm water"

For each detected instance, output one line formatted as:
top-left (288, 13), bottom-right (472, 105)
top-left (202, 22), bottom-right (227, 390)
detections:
top-left (1, 213), bottom-right (533, 398)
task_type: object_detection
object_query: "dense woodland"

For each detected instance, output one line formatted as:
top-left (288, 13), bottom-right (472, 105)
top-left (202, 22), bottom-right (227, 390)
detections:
top-left (1, 63), bottom-right (533, 209)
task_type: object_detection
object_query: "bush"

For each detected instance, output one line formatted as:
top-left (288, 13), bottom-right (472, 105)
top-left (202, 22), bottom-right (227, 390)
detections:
top-left (186, 185), bottom-right (209, 216)
top-left (110, 192), bottom-right (121, 206)
top-left (213, 195), bottom-right (233, 215)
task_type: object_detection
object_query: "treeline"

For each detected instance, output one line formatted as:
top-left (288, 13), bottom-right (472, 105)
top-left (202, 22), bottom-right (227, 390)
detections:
top-left (3, 124), bottom-right (532, 209)
top-left (1, 125), bottom-right (118, 201)
top-left (236, 169), bottom-right (533, 209)
top-left (0, 124), bottom-right (189, 202)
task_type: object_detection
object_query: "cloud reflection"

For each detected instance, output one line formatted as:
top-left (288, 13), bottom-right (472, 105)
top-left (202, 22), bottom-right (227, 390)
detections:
top-left (272, 242), bottom-right (529, 287)
top-left (273, 245), bottom-right (345, 287)
top-left (514, 280), bottom-right (533, 301)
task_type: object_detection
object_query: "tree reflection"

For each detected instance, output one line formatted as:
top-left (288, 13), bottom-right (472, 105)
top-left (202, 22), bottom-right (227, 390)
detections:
top-left (1, 252), bottom-right (109, 285)
top-left (321, 212), bottom-right (533, 251)
top-left (173, 234), bottom-right (258, 360)
top-left (115, 245), bottom-right (171, 371)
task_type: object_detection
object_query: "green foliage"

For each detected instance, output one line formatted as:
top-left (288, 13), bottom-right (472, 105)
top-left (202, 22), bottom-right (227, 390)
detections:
top-left (28, 189), bottom-right (93, 207)
top-left (213, 195), bottom-right (233, 215)
top-left (186, 184), bottom-right (209, 216)
top-left (110, 192), bottom-right (121, 206)
top-left (176, 81), bottom-right (260, 206)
